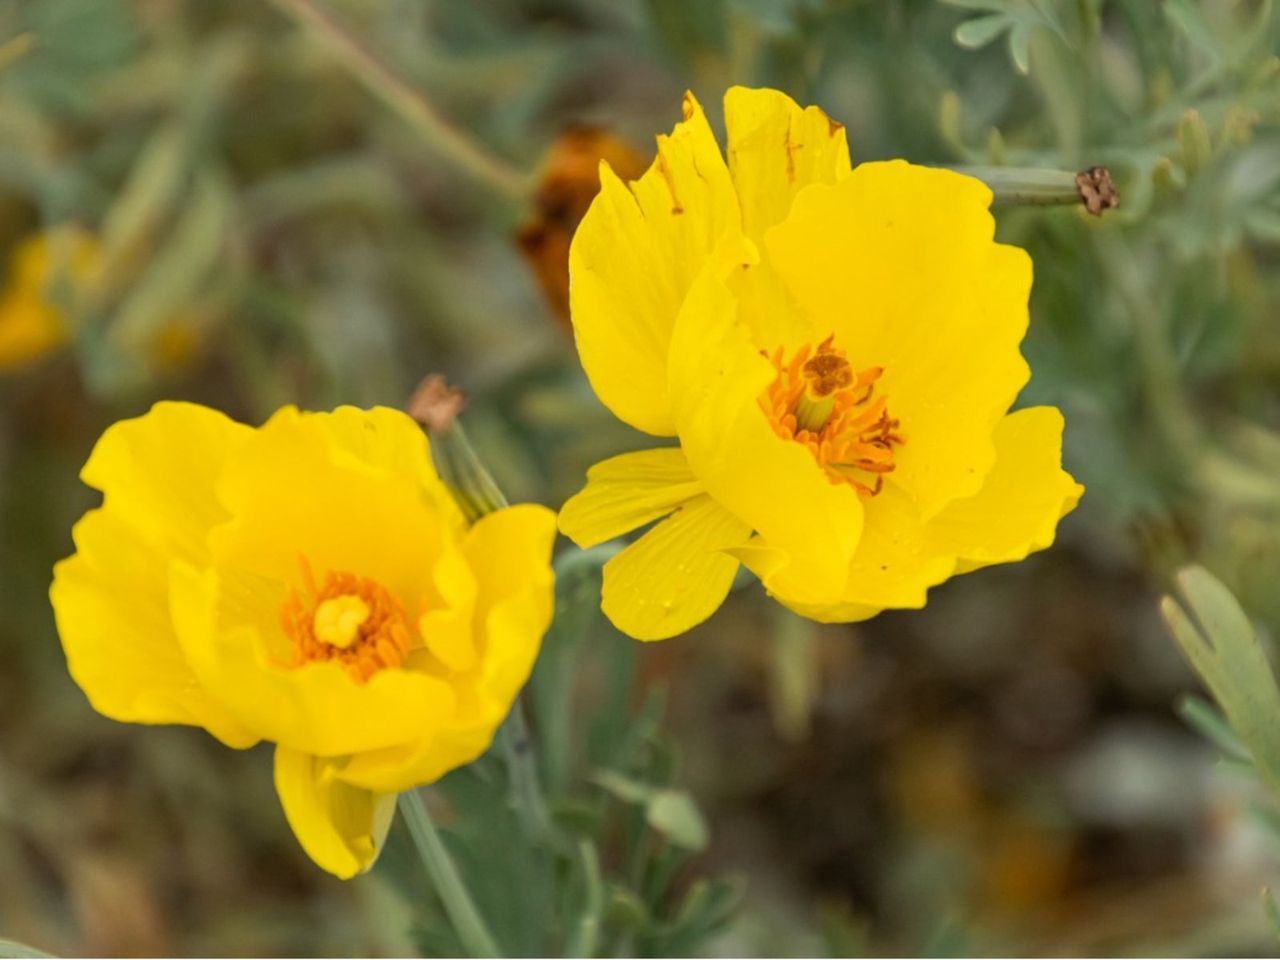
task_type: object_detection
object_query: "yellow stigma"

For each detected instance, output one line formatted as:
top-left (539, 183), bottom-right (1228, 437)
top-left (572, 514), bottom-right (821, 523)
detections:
top-left (312, 594), bottom-right (371, 649)
top-left (281, 561), bottom-right (414, 683)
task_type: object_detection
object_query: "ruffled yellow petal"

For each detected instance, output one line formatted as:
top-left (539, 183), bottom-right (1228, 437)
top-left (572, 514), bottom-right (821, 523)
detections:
top-left (668, 264), bottom-right (864, 602)
top-left (601, 494), bottom-right (752, 641)
top-left (335, 504), bottom-right (556, 793)
top-left (558, 447), bottom-right (703, 548)
top-left (770, 406), bottom-right (1082, 621)
top-left (209, 406), bottom-right (455, 606)
top-left (51, 512), bottom-right (257, 747)
top-left (461, 503), bottom-right (557, 715)
top-left (50, 402), bottom-right (257, 746)
top-left (765, 161), bottom-right (1031, 517)
top-left (418, 551), bottom-right (480, 673)
top-left (81, 401), bottom-right (252, 561)
top-left (274, 746), bottom-right (395, 879)
top-left (569, 92), bottom-right (740, 436)
top-left (928, 406), bottom-right (1083, 572)
top-left (170, 562), bottom-right (457, 757)
top-left (723, 85), bottom-right (852, 241)
top-left (718, 87), bottom-right (852, 350)
top-left (321, 405), bottom-right (464, 528)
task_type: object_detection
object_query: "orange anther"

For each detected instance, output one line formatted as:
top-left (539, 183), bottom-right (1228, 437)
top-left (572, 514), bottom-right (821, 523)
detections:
top-left (759, 335), bottom-right (904, 497)
top-left (280, 565), bottom-right (412, 684)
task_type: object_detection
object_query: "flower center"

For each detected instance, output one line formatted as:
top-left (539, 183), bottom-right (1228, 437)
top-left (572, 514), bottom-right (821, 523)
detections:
top-left (280, 559), bottom-right (414, 683)
top-left (760, 335), bottom-right (903, 497)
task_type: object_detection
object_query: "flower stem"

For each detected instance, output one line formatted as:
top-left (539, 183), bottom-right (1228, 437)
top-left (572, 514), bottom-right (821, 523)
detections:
top-left (397, 790), bottom-right (503, 958)
top-left (951, 165), bottom-right (1118, 215)
top-left (566, 840), bottom-right (604, 958)
top-left (955, 166), bottom-right (1079, 205)
top-left (267, 0), bottom-right (528, 202)
top-left (431, 421), bottom-right (509, 523)
top-left (499, 697), bottom-right (555, 843)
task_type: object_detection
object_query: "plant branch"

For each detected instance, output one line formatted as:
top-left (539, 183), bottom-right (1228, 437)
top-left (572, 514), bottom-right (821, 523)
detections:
top-left (398, 790), bottom-right (503, 958)
top-left (268, 0), bottom-right (528, 202)
top-left (952, 165), bottom-right (1118, 215)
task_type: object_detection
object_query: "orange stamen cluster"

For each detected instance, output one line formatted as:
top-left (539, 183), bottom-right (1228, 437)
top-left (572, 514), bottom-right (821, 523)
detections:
top-left (761, 335), bottom-right (903, 497)
top-left (280, 559), bottom-right (414, 684)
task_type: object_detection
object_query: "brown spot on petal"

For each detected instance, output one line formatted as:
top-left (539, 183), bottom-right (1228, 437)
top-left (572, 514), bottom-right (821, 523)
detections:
top-left (681, 90), bottom-right (696, 122)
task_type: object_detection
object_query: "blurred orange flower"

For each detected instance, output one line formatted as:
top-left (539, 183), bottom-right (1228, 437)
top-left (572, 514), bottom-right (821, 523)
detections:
top-left (517, 127), bottom-right (647, 325)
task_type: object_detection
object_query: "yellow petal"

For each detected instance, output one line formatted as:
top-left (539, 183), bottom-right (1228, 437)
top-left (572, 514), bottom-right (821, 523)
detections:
top-left (335, 724), bottom-right (496, 796)
top-left (50, 511), bottom-right (257, 748)
top-left (928, 406), bottom-right (1084, 572)
top-left (462, 503), bottom-right (557, 715)
top-left (558, 447), bottom-right (703, 548)
top-left (170, 562), bottom-right (457, 757)
top-left (668, 265), bottom-right (864, 601)
top-left (723, 85), bottom-right (852, 241)
top-left (419, 551), bottom-right (480, 673)
top-left (322, 405), bottom-right (465, 529)
top-left (569, 91), bottom-right (740, 436)
top-left (719, 86), bottom-right (852, 349)
top-left (274, 746), bottom-right (395, 879)
top-left (209, 406), bottom-right (456, 606)
top-left (50, 402), bottom-right (257, 746)
top-left (601, 494), bottom-right (752, 641)
top-left (770, 406), bottom-right (1082, 621)
top-left (765, 161), bottom-right (1031, 517)
top-left (81, 401), bottom-right (251, 561)
top-left (335, 504), bottom-right (556, 793)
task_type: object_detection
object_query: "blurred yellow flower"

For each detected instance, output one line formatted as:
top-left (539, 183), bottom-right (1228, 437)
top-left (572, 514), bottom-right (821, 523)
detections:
top-left (51, 403), bottom-right (556, 878)
top-left (558, 86), bottom-right (1083, 640)
top-left (0, 228), bottom-right (100, 370)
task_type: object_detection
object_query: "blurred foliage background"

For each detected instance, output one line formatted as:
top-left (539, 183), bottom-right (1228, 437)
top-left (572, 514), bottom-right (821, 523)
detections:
top-left (1, 0), bottom-right (1279, 955)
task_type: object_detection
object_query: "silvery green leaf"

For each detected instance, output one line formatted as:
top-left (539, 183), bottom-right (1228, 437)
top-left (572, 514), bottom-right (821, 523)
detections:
top-left (645, 789), bottom-right (709, 851)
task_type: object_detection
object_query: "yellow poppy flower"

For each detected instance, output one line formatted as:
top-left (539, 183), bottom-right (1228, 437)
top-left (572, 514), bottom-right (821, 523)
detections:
top-left (558, 86), bottom-right (1082, 640)
top-left (0, 228), bottom-right (100, 370)
top-left (50, 402), bottom-right (556, 878)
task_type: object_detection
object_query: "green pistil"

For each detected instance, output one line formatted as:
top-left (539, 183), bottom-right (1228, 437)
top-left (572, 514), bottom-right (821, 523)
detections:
top-left (794, 389), bottom-right (836, 433)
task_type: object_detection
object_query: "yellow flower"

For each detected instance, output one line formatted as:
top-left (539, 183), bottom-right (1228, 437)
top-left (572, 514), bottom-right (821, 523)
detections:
top-left (50, 402), bottom-right (556, 878)
top-left (0, 228), bottom-right (99, 370)
top-left (558, 87), bottom-right (1083, 640)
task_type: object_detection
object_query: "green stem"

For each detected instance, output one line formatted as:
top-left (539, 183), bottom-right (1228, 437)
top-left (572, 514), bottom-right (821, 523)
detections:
top-left (498, 697), bottom-right (555, 843)
top-left (397, 790), bottom-right (503, 958)
top-left (1094, 231), bottom-right (1201, 470)
top-left (538, 543), bottom-right (620, 797)
top-left (566, 840), bottom-right (604, 958)
top-left (951, 165), bottom-right (1083, 207)
top-left (431, 420), bottom-right (509, 523)
top-left (267, 0), bottom-right (528, 202)
top-left (767, 607), bottom-right (818, 742)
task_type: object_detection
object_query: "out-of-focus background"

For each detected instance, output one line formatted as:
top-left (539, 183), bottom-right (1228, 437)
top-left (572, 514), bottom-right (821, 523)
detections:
top-left (2, 0), bottom-right (1279, 955)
